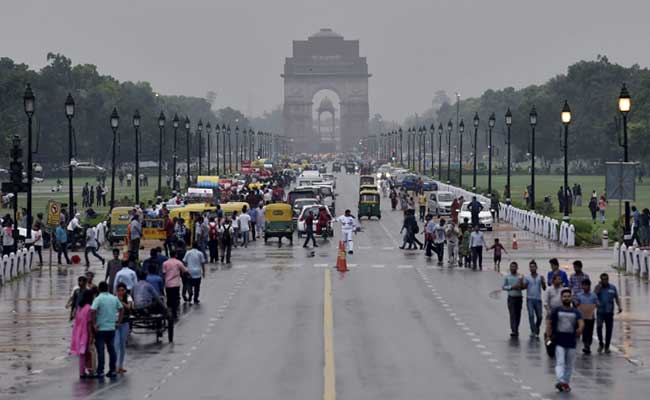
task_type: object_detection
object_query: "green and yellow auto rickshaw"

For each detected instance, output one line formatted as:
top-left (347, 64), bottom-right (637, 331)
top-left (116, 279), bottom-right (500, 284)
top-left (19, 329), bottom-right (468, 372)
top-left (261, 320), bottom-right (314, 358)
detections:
top-left (108, 207), bottom-right (133, 246)
top-left (264, 203), bottom-right (294, 247)
top-left (359, 175), bottom-right (376, 187)
top-left (358, 190), bottom-right (381, 220)
top-left (359, 184), bottom-right (377, 193)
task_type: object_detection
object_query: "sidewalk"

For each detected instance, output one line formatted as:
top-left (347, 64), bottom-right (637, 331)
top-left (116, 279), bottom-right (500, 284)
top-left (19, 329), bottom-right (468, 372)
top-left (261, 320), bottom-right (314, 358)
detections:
top-left (488, 220), bottom-right (650, 367)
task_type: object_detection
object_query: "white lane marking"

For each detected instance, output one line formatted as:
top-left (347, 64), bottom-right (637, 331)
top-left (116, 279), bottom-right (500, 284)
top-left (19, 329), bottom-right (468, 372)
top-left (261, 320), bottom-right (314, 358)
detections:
top-left (314, 263), bottom-right (329, 268)
top-left (471, 338), bottom-right (481, 342)
top-left (397, 264), bottom-right (413, 269)
top-left (347, 263), bottom-right (358, 268)
top-left (475, 344), bottom-right (486, 349)
top-left (521, 386), bottom-right (532, 391)
top-left (530, 394), bottom-right (541, 398)
top-left (233, 264), bottom-right (248, 269)
top-left (466, 332), bottom-right (475, 336)
top-left (488, 358), bottom-right (499, 363)
top-left (371, 264), bottom-right (385, 268)
top-left (382, 246), bottom-right (393, 250)
top-left (480, 351), bottom-right (493, 356)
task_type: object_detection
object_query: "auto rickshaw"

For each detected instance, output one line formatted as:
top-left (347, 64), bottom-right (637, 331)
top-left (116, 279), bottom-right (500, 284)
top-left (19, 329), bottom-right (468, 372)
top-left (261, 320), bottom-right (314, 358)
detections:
top-left (169, 203), bottom-right (217, 246)
top-left (108, 207), bottom-right (133, 246)
top-left (264, 203), bottom-right (294, 247)
top-left (359, 175), bottom-right (376, 187)
top-left (220, 202), bottom-right (249, 219)
top-left (359, 184), bottom-right (377, 193)
top-left (358, 190), bottom-right (381, 220)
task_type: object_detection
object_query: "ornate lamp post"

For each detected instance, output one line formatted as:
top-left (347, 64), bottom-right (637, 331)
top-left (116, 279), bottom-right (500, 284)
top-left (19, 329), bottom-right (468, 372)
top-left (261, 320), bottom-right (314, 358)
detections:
top-left (429, 124), bottom-right (435, 176)
top-left (206, 122), bottom-right (212, 174)
top-left (227, 125), bottom-right (232, 174)
top-left (109, 108), bottom-right (119, 210)
top-left (458, 119), bottom-right (464, 187)
top-left (172, 114), bottom-right (179, 190)
top-left (529, 106), bottom-right (537, 209)
top-left (505, 108), bottom-right (513, 204)
top-left (222, 124), bottom-right (227, 174)
top-left (472, 113), bottom-right (479, 192)
top-left (133, 110), bottom-right (141, 204)
top-left (197, 120), bottom-right (203, 176)
top-left (235, 126), bottom-right (239, 171)
top-left (487, 112), bottom-right (495, 197)
top-left (184, 116), bottom-right (191, 187)
top-left (437, 123), bottom-right (443, 181)
top-left (446, 120), bottom-right (453, 183)
top-left (65, 93), bottom-right (75, 219)
top-left (23, 84), bottom-right (35, 237)
top-left (561, 101), bottom-right (572, 221)
top-left (618, 84), bottom-right (632, 243)
top-left (215, 124), bottom-right (221, 175)
top-left (157, 111), bottom-right (165, 196)
top-left (418, 127), bottom-right (424, 173)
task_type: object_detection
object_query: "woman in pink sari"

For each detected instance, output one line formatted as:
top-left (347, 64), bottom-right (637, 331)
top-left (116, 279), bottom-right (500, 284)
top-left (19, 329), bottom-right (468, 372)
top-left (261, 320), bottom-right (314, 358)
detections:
top-left (70, 290), bottom-right (95, 378)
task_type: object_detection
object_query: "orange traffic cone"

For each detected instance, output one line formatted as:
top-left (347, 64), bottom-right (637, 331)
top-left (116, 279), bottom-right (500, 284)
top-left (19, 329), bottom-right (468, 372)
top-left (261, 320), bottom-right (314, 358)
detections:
top-left (336, 241), bottom-right (349, 272)
top-left (512, 233), bottom-right (518, 250)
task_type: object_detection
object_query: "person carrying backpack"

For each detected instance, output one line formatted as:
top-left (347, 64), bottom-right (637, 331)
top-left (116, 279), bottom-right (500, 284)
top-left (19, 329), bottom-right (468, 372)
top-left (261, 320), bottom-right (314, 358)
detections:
top-left (219, 218), bottom-right (234, 264)
top-left (208, 217), bottom-right (219, 263)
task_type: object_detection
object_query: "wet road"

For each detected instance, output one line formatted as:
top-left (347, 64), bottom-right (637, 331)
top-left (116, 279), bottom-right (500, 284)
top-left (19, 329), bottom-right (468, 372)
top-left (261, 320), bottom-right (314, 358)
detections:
top-left (3, 172), bottom-right (650, 399)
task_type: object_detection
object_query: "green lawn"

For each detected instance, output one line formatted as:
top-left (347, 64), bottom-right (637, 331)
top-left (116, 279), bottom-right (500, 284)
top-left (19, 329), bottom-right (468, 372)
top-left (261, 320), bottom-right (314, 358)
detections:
top-left (470, 174), bottom-right (649, 234)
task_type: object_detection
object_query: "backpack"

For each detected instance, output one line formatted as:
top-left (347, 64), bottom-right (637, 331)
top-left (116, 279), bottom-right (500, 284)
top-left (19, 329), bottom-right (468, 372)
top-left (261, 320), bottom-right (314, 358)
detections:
top-left (209, 223), bottom-right (218, 241)
top-left (222, 225), bottom-right (232, 243)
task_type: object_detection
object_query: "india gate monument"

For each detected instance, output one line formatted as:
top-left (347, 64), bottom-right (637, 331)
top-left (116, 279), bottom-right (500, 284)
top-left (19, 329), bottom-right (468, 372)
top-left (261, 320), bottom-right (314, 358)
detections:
top-left (282, 29), bottom-right (370, 152)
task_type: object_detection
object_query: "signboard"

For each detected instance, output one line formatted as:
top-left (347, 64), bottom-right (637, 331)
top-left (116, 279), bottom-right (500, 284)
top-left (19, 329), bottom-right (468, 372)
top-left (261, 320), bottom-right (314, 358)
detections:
top-left (605, 162), bottom-right (637, 201)
top-left (47, 200), bottom-right (61, 227)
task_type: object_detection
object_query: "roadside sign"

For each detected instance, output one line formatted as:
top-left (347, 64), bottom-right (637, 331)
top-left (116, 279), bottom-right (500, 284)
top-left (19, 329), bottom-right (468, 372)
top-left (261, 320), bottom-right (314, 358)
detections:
top-left (47, 200), bottom-right (61, 226)
top-left (606, 162), bottom-right (637, 201)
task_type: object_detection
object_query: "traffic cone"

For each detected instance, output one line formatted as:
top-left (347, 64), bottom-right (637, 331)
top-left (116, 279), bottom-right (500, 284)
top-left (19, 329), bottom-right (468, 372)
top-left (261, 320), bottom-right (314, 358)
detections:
top-left (512, 233), bottom-right (518, 250)
top-left (336, 241), bottom-right (349, 272)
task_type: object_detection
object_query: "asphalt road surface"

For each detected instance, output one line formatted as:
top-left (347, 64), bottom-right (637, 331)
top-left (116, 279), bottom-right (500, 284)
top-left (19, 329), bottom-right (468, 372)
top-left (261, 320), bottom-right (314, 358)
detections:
top-left (10, 172), bottom-right (650, 400)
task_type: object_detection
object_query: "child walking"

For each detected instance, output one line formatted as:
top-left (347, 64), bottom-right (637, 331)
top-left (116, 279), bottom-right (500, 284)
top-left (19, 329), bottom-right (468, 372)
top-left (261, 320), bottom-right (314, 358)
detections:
top-left (488, 238), bottom-right (507, 272)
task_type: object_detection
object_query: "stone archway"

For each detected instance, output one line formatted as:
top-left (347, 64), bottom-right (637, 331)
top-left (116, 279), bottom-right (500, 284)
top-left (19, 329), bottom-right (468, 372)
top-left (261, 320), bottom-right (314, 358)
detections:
top-left (282, 29), bottom-right (370, 152)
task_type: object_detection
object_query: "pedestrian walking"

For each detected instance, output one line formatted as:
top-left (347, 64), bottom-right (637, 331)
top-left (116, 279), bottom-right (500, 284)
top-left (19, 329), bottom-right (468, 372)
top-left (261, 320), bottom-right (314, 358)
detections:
top-left (594, 273), bottom-right (622, 354)
top-left (569, 260), bottom-right (589, 300)
top-left (302, 210), bottom-right (318, 248)
top-left (417, 192), bottom-right (427, 222)
top-left (248, 206), bottom-right (258, 241)
top-left (238, 206), bottom-right (251, 248)
top-left (469, 225), bottom-right (486, 270)
top-left (232, 211), bottom-right (240, 248)
top-left (640, 208), bottom-right (650, 246)
top-left (84, 226), bottom-right (105, 270)
top-left (588, 196), bottom-right (598, 223)
top-left (207, 217), bottom-right (219, 263)
top-left (575, 279), bottom-right (597, 354)
top-left (113, 282), bottom-right (132, 374)
top-left (468, 196), bottom-right (483, 228)
top-left (183, 242), bottom-right (206, 304)
top-left (70, 289), bottom-right (95, 379)
top-left (162, 249), bottom-right (188, 320)
top-left (336, 209), bottom-right (359, 254)
top-left (129, 214), bottom-right (142, 259)
top-left (114, 260), bottom-right (137, 293)
top-left (487, 238), bottom-right (507, 273)
top-left (164, 216), bottom-right (175, 257)
top-left (459, 227), bottom-right (471, 267)
top-left (424, 214), bottom-right (435, 258)
top-left (502, 262), bottom-right (524, 337)
top-left (30, 223), bottom-right (44, 266)
top-left (389, 189), bottom-right (398, 211)
top-left (55, 221), bottom-right (71, 264)
top-left (546, 258), bottom-right (569, 287)
top-left (219, 218), bottom-right (234, 264)
top-left (445, 220), bottom-right (460, 266)
top-left (544, 273), bottom-right (565, 315)
top-left (432, 218), bottom-right (446, 265)
top-left (66, 275), bottom-right (88, 321)
top-left (523, 260), bottom-right (546, 337)
top-left (598, 196), bottom-right (607, 224)
top-left (104, 249), bottom-right (122, 294)
top-left (546, 288), bottom-right (583, 393)
top-left (91, 281), bottom-right (124, 379)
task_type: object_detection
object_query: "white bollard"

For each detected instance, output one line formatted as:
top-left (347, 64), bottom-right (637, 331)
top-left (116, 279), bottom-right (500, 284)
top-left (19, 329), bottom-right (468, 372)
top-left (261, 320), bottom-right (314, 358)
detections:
top-left (602, 230), bottom-right (609, 249)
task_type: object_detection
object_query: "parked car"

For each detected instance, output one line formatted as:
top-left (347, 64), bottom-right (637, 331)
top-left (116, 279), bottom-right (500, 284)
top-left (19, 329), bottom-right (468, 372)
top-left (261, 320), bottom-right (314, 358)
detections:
top-left (296, 204), bottom-right (333, 237)
top-left (292, 198), bottom-right (320, 218)
top-left (458, 201), bottom-right (493, 231)
top-left (427, 191), bottom-right (455, 215)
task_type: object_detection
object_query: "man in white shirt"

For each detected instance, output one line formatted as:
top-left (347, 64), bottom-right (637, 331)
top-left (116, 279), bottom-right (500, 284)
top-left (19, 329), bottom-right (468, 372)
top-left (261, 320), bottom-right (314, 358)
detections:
top-left (469, 225), bottom-right (486, 270)
top-left (238, 206), bottom-right (252, 248)
top-left (336, 209), bottom-right (359, 254)
top-left (114, 261), bottom-right (137, 293)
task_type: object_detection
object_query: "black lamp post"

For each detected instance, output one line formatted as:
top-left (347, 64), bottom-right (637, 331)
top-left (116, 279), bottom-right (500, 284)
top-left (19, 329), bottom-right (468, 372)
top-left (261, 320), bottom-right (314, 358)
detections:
top-left (172, 114), bottom-right (179, 190)
top-left (446, 120), bottom-right (453, 183)
top-left (429, 124), bottom-right (435, 176)
top-left (379, 133), bottom-right (384, 160)
top-left (418, 127), bottom-right (424, 173)
top-left (618, 84), bottom-right (632, 242)
top-left (215, 124), bottom-right (221, 175)
top-left (184, 116), bottom-right (191, 187)
top-left (227, 125), bottom-right (232, 174)
top-left (23, 84), bottom-right (35, 237)
top-left (458, 119), bottom-right (465, 187)
top-left (222, 124), bottom-right (227, 174)
top-left (505, 108), bottom-right (513, 204)
top-left (197, 120), bottom-right (203, 176)
top-left (157, 111), bottom-right (165, 196)
top-left (110, 108), bottom-right (119, 210)
top-left (65, 93), bottom-right (75, 218)
top-left (472, 113), bottom-right (479, 192)
top-left (133, 110), bottom-right (141, 205)
top-left (235, 126), bottom-right (239, 171)
top-left (487, 112), bottom-right (495, 197)
top-left (206, 122), bottom-right (212, 175)
top-left (437, 123), bottom-right (443, 180)
top-left (529, 106), bottom-right (537, 209)
top-left (561, 101), bottom-right (572, 221)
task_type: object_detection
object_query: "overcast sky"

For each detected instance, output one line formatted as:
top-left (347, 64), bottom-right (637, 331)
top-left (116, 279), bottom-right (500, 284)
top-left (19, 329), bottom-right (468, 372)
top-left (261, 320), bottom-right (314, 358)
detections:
top-left (1, 0), bottom-right (648, 121)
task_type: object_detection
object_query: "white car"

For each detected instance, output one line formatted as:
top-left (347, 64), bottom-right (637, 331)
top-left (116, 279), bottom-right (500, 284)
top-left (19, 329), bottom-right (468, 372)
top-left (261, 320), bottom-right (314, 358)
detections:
top-left (297, 204), bottom-right (333, 237)
top-left (292, 198), bottom-right (320, 218)
top-left (427, 191), bottom-right (455, 215)
top-left (458, 201), bottom-right (493, 231)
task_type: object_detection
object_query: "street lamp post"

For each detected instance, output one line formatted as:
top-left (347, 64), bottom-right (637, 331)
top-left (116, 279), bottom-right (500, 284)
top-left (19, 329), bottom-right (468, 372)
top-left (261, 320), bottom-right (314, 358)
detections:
top-left (133, 110), bottom-right (141, 205)
top-left (446, 120), bottom-right (453, 183)
top-left (235, 126), bottom-right (239, 171)
top-left (184, 116), bottom-right (191, 187)
top-left (172, 114), bottom-right (179, 191)
top-left (488, 113), bottom-right (495, 197)
top-left (529, 106), bottom-right (537, 209)
top-left (109, 108), bottom-right (119, 210)
top-left (437, 123), bottom-right (443, 181)
top-left (561, 101), bottom-right (572, 222)
top-left (65, 93), bottom-right (75, 219)
top-left (418, 127), bottom-right (424, 173)
top-left (505, 108), bottom-right (513, 204)
top-left (157, 111), bottom-right (165, 196)
top-left (472, 113), bottom-right (479, 192)
top-left (618, 84), bottom-right (632, 242)
top-left (458, 119), bottom-right (465, 187)
top-left (206, 122), bottom-right (212, 175)
top-left (215, 124), bottom-right (221, 175)
top-left (227, 125), bottom-right (232, 174)
top-left (197, 120), bottom-right (203, 176)
top-left (23, 84), bottom-right (35, 238)
top-left (429, 124), bottom-right (435, 176)
top-left (222, 124), bottom-right (227, 174)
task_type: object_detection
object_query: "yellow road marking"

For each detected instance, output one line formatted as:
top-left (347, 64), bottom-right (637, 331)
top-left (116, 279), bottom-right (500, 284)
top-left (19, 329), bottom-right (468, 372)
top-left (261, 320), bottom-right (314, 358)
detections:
top-left (323, 269), bottom-right (336, 400)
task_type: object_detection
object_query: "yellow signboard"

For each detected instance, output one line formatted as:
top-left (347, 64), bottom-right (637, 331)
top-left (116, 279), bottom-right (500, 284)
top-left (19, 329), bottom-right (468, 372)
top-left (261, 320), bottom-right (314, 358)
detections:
top-left (46, 200), bottom-right (61, 226)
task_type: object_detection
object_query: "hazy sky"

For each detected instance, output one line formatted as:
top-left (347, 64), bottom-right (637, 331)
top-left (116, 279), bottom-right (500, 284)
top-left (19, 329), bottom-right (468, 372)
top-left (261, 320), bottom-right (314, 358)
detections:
top-left (2, 0), bottom-right (648, 121)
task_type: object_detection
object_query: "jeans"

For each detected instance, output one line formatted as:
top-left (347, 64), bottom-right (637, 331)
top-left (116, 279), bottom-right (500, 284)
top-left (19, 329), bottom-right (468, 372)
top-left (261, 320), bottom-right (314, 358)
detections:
top-left (220, 241), bottom-right (232, 263)
top-left (507, 296), bottom-right (523, 334)
top-left (433, 242), bottom-right (444, 263)
top-left (303, 229), bottom-right (316, 247)
top-left (526, 298), bottom-right (543, 335)
top-left (419, 206), bottom-right (426, 221)
top-left (241, 231), bottom-right (249, 247)
top-left (597, 312), bottom-right (614, 348)
top-left (583, 319), bottom-right (595, 350)
top-left (114, 322), bottom-right (129, 369)
top-left (189, 277), bottom-right (201, 302)
top-left (84, 246), bottom-right (105, 266)
top-left (471, 246), bottom-right (483, 269)
top-left (166, 286), bottom-right (180, 320)
top-left (95, 330), bottom-right (117, 375)
top-left (447, 241), bottom-right (458, 264)
top-left (599, 209), bottom-right (606, 223)
top-left (250, 222), bottom-right (256, 240)
top-left (34, 245), bottom-right (43, 265)
top-left (555, 346), bottom-right (576, 384)
top-left (208, 239), bottom-right (218, 263)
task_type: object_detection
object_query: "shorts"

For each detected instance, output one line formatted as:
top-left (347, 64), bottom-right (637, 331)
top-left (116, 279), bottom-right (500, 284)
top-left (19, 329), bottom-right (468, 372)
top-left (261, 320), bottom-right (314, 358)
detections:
top-left (493, 255), bottom-right (502, 263)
